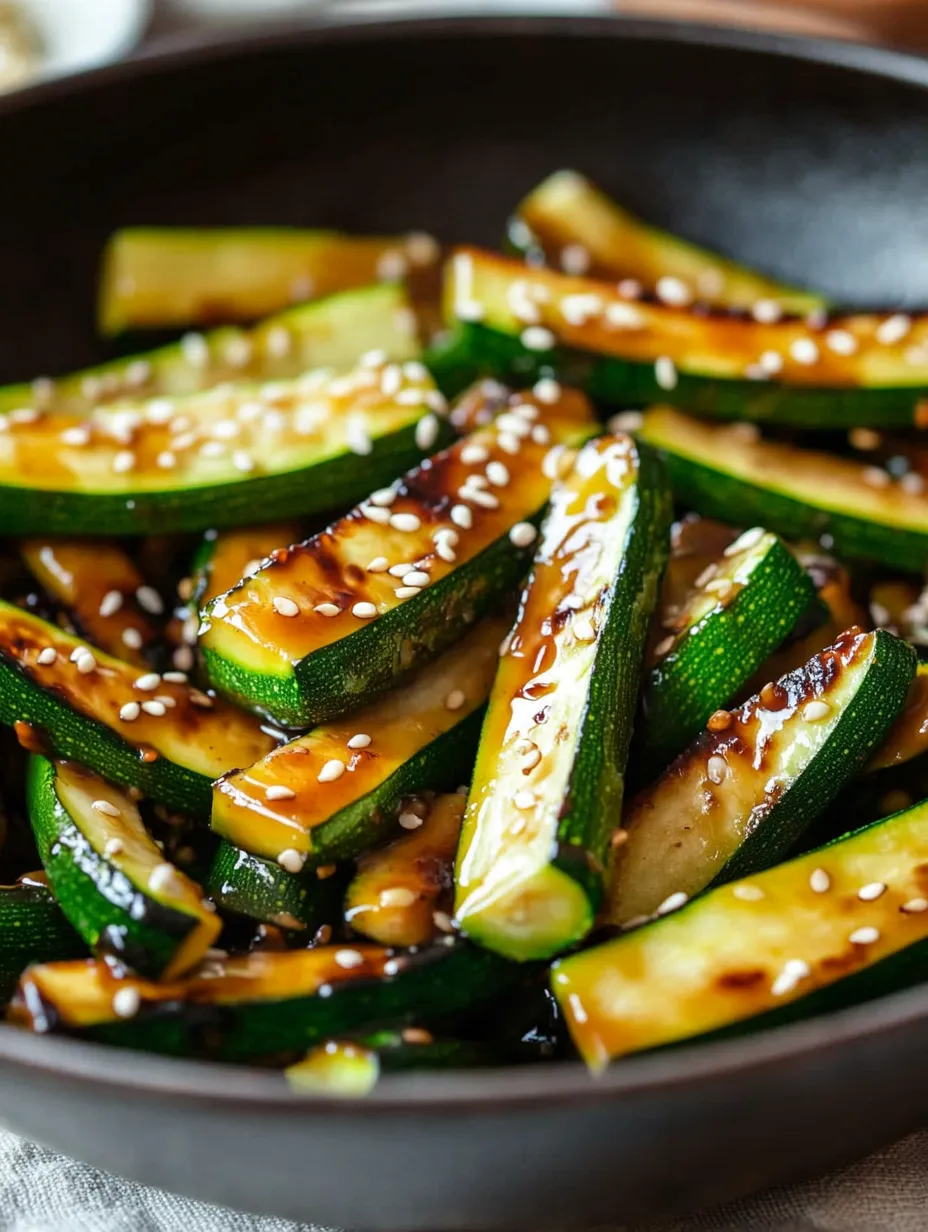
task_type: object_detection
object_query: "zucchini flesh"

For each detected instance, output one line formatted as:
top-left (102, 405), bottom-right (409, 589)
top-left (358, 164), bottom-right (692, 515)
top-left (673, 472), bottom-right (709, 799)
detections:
top-left (20, 539), bottom-right (159, 667)
top-left (554, 795), bottom-right (928, 1069)
top-left (211, 618), bottom-right (506, 865)
top-left (207, 841), bottom-right (346, 933)
top-left (0, 873), bottom-right (85, 998)
top-left (345, 793), bottom-right (464, 947)
top-left (200, 385), bottom-right (597, 727)
top-left (637, 528), bottom-right (817, 781)
top-left (511, 170), bottom-right (826, 315)
top-left (285, 1031), bottom-right (502, 1095)
top-left (99, 229), bottom-right (439, 335)
top-left (285, 1039), bottom-right (380, 1096)
top-left (639, 406), bottom-right (928, 572)
top-left (10, 941), bottom-right (515, 1061)
top-left (0, 601), bottom-right (275, 816)
top-left (191, 524), bottom-right (303, 611)
top-left (28, 756), bottom-right (220, 979)
top-left (609, 628), bottom-right (916, 925)
top-left (0, 283), bottom-right (418, 419)
top-left (440, 248), bottom-right (928, 427)
top-left (0, 358), bottom-right (447, 535)
top-left (455, 435), bottom-right (672, 961)
top-left (868, 664), bottom-right (928, 773)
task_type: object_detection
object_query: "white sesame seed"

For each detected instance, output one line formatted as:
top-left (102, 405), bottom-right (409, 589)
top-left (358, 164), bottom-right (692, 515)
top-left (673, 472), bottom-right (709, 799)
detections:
top-left (122, 628), bottom-right (143, 650)
top-left (76, 651), bottom-right (97, 675)
top-left (145, 398), bottom-right (175, 424)
top-left (771, 959), bottom-right (810, 997)
top-left (434, 526), bottom-right (459, 546)
top-left (790, 338), bottom-right (819, 365)
top-left (902, 897), bottom-right (928, 913)
top-left (103, 838), bottom-right (124, 857)
top-left (724, 526), bottom-right (765, 556)
top-left (181, 333), bottom-right (210, 367)
top-left (825, 329), bottom-right (857, 356)
top-left (335, 948), bottom-right (365, 969)
top-left (189, 689), bottom-right (213, 709)
top-left (508, 280), bottom-right (542, 325)
top-left (707, 755), bottom-right (728, 784)
top-left (141, 701), bottom-right (167, 717)
top-left (858, 881), bottom-right (887, 901)
top-left (497, 431), bottom-right (521, 455)
top-left (224, 336), bottom-right (253, 368)
top-left (467, 489), bottom-right (500, 510)
top-left (232, 450), bottom-right (255, 474)
top-left (414, 414), bottom-right (439, 450)
top-left (461, 443), bottom-right (489, 465)
top-left (399, 811), bottom-right (423, 830)
top-left (758, 350), bottom-right (784, 376)
top-left (876, 314), bottom-right (911, 345)
top-left (486, 460), bottom-right (510, 487)
top-left (112, 450), bottom-right (135, 475)
top-left (318, 759), bottom-right (346, 784)
top-left (162, 671), bottom-right (188, 685)
top-left (509, 522), bottom-right (537, 548)
top-left (172, 432), bottom-right (197, 452)
top-left (265, 325), bottom-right (293, 359)
top-left (347, 733), bottom-right (372, 750)
top-left (92, 799), bottom-right (121, 818)
top-left (134, 672), bottom-right (161, 691)
top-left (351, 602), bottom-right (378, 619)
top-left (172, 646), bottom-right (194, 672)
top-left (655, 356), bottom-right (678, 390)
top-left (98, 590), bottom-right (124, 619)
top-left (112, 987), bottom-right (141, 1020)
top-left (155, 695), bottom-right (176, 709)
top-left (135, 586), bottom-right (164, 615)
top-left (521, 326), bottom-right (556, 352)
top-left (457, 299), bottom-right (485, 322)
top-left (403, 361), bottom-right (429, 383)
top-left (360, 348), bottom-right (388, 370)
top-left (849, 926), bottom-right (880, 945)
top-left (560, 293), bottom-right (604, 326)
top-left (433, 910), bottom-right (454, 933)
top-left (533, 377), bottom-right (562, 404)
top-left (367, 557), bottom-right (389, 573)
top-left (560, 242), bottom-right (591, 275)
top-left (435, 539), bottom-right (457, 563)
top-left (60, 425), bottom-right (91, 447)
top-left (120, 702), bottom-right (140, 722)
top-left (802, 700), bottom-right (831, 722)
top-left (360, 503), bottom-right (391, 524)
top-left (198, 440), bottom-right (226, 460)
top-left (266, 784), bottom-right (296, 801)
top-left (656, 891), bottom-right (689, 915)
top-left (752, 299), bottom-right (782, 324)
top-left (514, 790), bottom-right (535, 810)
top-left (380, 887), bottom-right (417, 908)
top-left (277, 848), bottom-right (305, 874)
top-left (272, 596), bottom-right (300, 618)
top-left (402, 571), bottom-right (430, 588)
top-left (450, 504), bottom-right (473, 530)
top-left (901, 472), bottom-right (926, 496)
top-left (368, 488), bottom-right (396, 511)
top-left (36, 648), bottom-right (57, 666)
top-left (656, 276), bottom-right (693, 307)
top-left (211, 419), bottom-right (241, 441)
top-left (445, 689), bottom-right (466, 711)
top-left (863, 466), bottom-right (891, 489)
top-left (314, 603), bottom-right (341, 617)
top-left (733, 884), bottom-right (765, 901)
top-left (654, 635), bottom-right (675, 657)
top-left (394, 586), bottom-right (421, 599)
top-left (390, 512), bottom-right (421, 533)
top-left (148, 862), bottom-right (179, 895)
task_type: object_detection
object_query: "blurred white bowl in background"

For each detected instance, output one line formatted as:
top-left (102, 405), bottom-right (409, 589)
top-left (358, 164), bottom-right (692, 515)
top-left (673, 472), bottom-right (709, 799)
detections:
top-left (19, 0), bottom-right (151, 79)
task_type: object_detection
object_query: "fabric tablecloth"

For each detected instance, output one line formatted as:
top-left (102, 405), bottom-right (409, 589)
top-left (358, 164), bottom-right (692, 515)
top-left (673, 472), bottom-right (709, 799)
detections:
top-left (2, 1124), bottom-right (928, 1231)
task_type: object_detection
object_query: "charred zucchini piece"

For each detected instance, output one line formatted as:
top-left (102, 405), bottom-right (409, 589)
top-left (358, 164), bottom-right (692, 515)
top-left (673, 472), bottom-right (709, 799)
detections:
top-left (868, 664), bottom-right (928, 773)
top-left (206, 841), bottom-right (345, 934)
top-left (609, 629), bottom-right (916, 925)
top-left (455, 435), bottom-right (672, 961)
top-left (191, 524), bottom-right (303, 611)
top-left (0, 872), bottom-right (85, 998)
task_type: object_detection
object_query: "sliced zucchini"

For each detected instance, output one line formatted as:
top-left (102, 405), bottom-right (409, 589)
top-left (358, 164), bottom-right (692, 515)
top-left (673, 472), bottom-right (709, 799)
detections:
top-left (211, 618), bottom-right (505, 866)
top-left (454, 435), bottom-right (672, 961)
top-left (511, 170), bottom-right (826, 315)
top-left (207, 841), bottom-right (345, 933)
top-left (1, 283), bottom-right (418, 420)
top-left (636, 527), bottom-right (817, 781)
top-left (285, 1039), bottom-right (380, 1096)
top-left (99, 229), bottom-right (439, 335)
top-left (0, 357), bottom-right (446, 536)
top-left (285, 1031), bottom-right (502, 1095)
top-left (639, 407), bottom-right (928, 572)
top-left (191, 524), bottom-right (303, 611)
top-left (0, 873), bottom-right (85, 999)
top-left (28, 756), bottom-right (220, 979)
top-left (200, 385), bottom-right (596, 726)
top-left (554, 795), bottom-right (928, 1069)
top-left (20, 539), bottom-right (160, 667)
top-left (0, 601), bottom-right (275, 816)
top-left (345, 792), bottom-right (463, 947)
top-left (868, 664), bottom-right (928, 773)
top-left (10, 941), bottom-right (515, 1061)
top-left (609, 628), bottom-right (916, 925)
top-left (439, 248), bottom-right (928, 427)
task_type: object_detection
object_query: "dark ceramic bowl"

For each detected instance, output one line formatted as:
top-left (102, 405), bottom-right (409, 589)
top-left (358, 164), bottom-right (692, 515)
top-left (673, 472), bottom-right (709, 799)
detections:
top-left (2, 14), bottom-right (928, 1228)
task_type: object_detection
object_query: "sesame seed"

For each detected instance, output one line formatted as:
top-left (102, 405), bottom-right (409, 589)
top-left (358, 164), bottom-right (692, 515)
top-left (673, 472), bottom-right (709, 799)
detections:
top-left (461, 443), bottom-right (489, 465)
top-left (155, 695), bottom-right (176, 709)
top-left (145, 398), bottom-right (175, 424)
top-left (141, 701), bottom-right (167, 717)
top-left (352, 602), bottom-right (377, 619)
top-left (162, 671), bottom-right (188, 684)
top-left (347, 733), bottom-right (372, 750)
top-left (120, 702), bottom-right (141, 722)
top-left (232, 450), bottom-right (255, 474)
top-left (265, 325), bottom-right (293, 359)
top-left (211, 419), bottom-right (241, 441)
top-left (771, 959), bottom-right (810, 997)
top-left (863, 466), bottom-right (891, 489)
top-left (656, 891), bottom-right (688, 915)
top-left (224, 336), bottom-right (253, 368)
top-left (134, 673), bottom-right (161, 691)
top-left (172, 645), bottom-right (194, 672)
top-left (181, 333), bottom-right (210, 366)
top-left (604, 301), bottom-right (644, 330)
top-left (467, 489), bottom-right (500, 510)
top-left (277, 849), bottom-right (305, 874)
top-left (76, 651), bottom-right (97, 675)
top-left (314, 603), bottom-right (341, 617)
top-left (533, 377), bottom-right (562, 404)
top-left (190, 689), bottom-right (214, 709)
top-left (486, 460), bottom-right (510, 487)
top-left (390, 512), bottom-right (421, 533)
top-left (876, 314), bottom-right (911, 345)
top-left (733, 884), bottom-right (765, 901)
top-left (399, 811), bottom-right (424, 830)
top-left (36, 648), bottom-right (57, 666)
top-left (514, 790), bottom-right (535, 810)
top-left (414, 414), bottom-right (439, 450)
top-left (369, 487), bottom-right (397, 508)
top-left (707, 755), bottom-right (728, 784)
top-left (367, 557), bottom-right (389, 573)
top-left (104, 838), bottom-right (124, 857)
top-left (759, 350), bottom-right (784, 376)
top-left (445, 689), bottom-right (466, 711)
top-left (826, 329), bottom-right (858, 356)
top-left (902, 897), bottom-right (928, 913)
top-left (656, 275), bottom-right (692, 307)
top-left (60, 426), bottom-right (91, 447)
top-left (497, 431), bottom-right (521, 455)
top-left (520, 326), bottom-right (556, 352)
top-left (335, 948), bottom-right (365, 969)
top-left (901, 472), bottom-right (926, 495)
top-left (858, 881), bottom-right (887, 901)
top-left (802, 700), bottom-right (831, 722)
top-left (654, 635), bottom-right (675, 657)
top-left (509, 522), bottom-right (537, 549)
top-left (849, 926), bottom-right (880, 945)
top-left (808, 866), bottom-right (831, 894)
top-left (435, 540), bottom-right (457, 563)
top-left (99, 590), bottom-right (124, 618)
top-left (655, 356), bottom-right (678, 390)
top-left (92, 799), bottom-right (121, 818)
top-left (122, 628), bottom-right (143, 650)
top-left (112, 987), bottom-right (141, 1020)
top-left (560, 242), bottom-right (591, 275)
top-left (266, 785), bottom-right (296, 801)
top-left (148, 862), bottom-right (179, 895)
top-left (403, 361), bottom-right (430, 384)
top-left (272, 596), bottom-right (300, 618)
top-left (560, 293), bottom-right (604, 326)
top-left (450, 504), bottom-right (473, 530)
top-left (380, 887), bottom-right (417, 908)
top-left (395, 587), bottom-right (422, 599)
top-left (360, 503), bottom-right (391, 524)
top-left (318, 759), bottom-right (346, 784)
top-left (172, 432), bottom-right (197, 452)
top-left (402, 571), bottom-right (430, 588)
top-left (112, 450), bottom-right (135, 475)
top-left (434, 526), bottom-right (459, 546)
top-left (136, 586), bottom-right (164, 615)
top-left (725, 526), bottom-right (766, 555)
top-left (789, 338), bottom-right (819, 365)
top-left (457, 299), bottom-right (485, 322)
top-left (752, 299), bottom-right (782, 324)
top-left (388, 563), bottom-right (413, 577)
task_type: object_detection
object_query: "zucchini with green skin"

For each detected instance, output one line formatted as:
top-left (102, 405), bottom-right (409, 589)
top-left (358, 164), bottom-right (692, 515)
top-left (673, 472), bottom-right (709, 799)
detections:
top-left (554, 794), bottom-right (928, 1070)
top-left (609, 628), bottom-right (916, 926)
top-left (200, 385), bottom-right (596, 726)
top-left (191, 524), bottom-right (303, 611)
top-left (0, 873), bottom-right (85, 998)
top-left (511, 170), bottom-right (826, 315)
top-left (207, 841), bottom-right (346, 933)
top-left (638, 407), bottom-right (928, 572)
top-left (867, 663), bottom-right (928, 773)
top-left (211, 618), bottom-right (506, 867)
top-left (20, 539), bottom-right (160, 667)
top-left (28, 756), bottom-right (220, 979)
top-left (0, 357), bottom-right (447, 536)
top-left (345, 792), bottom-right (463, 947)
top-left (455, 435), bottom-right (672, 962)
top-left (636, 526), bottom-right (818, 781)
top-left (438, 248), bottom-right (928, 428)
top-left (285, 1031), bottom-right (503, 1095)
top-left (0, 601), bottom-right (275, 816)
top-left (10, 941), bottom-right (516, 1061)
top-left (99, 229), bottom-right (439, 335)
top-left (0, 283), bottom-right (419, 420)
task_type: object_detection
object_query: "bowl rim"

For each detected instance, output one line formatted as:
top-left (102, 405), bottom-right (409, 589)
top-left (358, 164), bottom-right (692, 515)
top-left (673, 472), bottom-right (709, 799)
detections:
top-left (2, 9), bottom-right (928, 1113)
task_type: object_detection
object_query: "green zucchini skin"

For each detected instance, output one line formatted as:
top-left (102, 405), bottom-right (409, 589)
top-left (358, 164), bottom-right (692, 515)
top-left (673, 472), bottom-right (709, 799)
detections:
top-left (636, 530), bottom-right (818, 783)
top-left (207, 841), bottom-right (346, 934)
top-left (285, 1032), bottom-right (507, 1094)
top-left (0, 878), bottom-right (85, 999)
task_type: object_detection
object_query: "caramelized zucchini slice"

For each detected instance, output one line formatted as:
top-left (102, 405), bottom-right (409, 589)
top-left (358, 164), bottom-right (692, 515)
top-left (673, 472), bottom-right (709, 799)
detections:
top-left (191, 524), bottom-right (303, 610)
top-left (285, 1031), bottom-right (503, 1094)
top-left (0, 601), bottom-right (275, 815)
top-left (200, 385), bottom-right (596, 726)
top-left (511, 170), bottom-right (826, 314)
top-left (28, 757), bottom-right (219, 979)
top-left (554, 795), bottom-right (928, 1069)
top-left (609, 629), bottom-right (916, 925)
top-left (868, 664), bottom-right (928, 773)
top-left (455, 435), bottom-right (672, 961)
top-left (207, 842), bottom-right (346, 933)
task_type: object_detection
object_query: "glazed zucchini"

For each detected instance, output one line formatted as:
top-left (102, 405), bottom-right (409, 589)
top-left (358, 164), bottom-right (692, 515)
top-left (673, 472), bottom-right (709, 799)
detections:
top-left (455, 435), bottom-right (672, 961)
top-left (0, 357), bottom-right (447, 535)
top-left (438, 248), bottom-right (928, 427)
top-left (0, 873), bottom-right (85, 998)
top-left (345, 792), bottom-right (463, 947)
top-left (639, 407), bottom-right (928, 572)
top-left (285, 1031), bottom-right (502, 1095)
top-left (99, 228), bottom-right (439, 334)
top-left (201, 385), bottom-right (596, 726)
top-left (10, 941), bottom-right (515, 1061)
top-left (511, 170), bottom-right (826, 314)
top-left (637, 527), bottom-right (817, 780)
top-left (21, 539), bottom-right (160, 667)
top-left (207, 841), bottom-right (345, 933)
top-left (0, 602), bottom-right (275, 816)
top-left (211, 618), bottom-right (505, 866)
top-left (191, 524), bottom-right (303, 611)
top-left (554, 794), bottom-right (928, 1069)
top-left (28, 756), bottom-right (220, 979)
top-left (609, 628), bottom-right (916, 925)
top-left (868, 664), bottom-right (928, 773)
top-left (285, 1038), bottom-right (380, 1096)
top-left (0, 283), bottom-right (418, 420)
